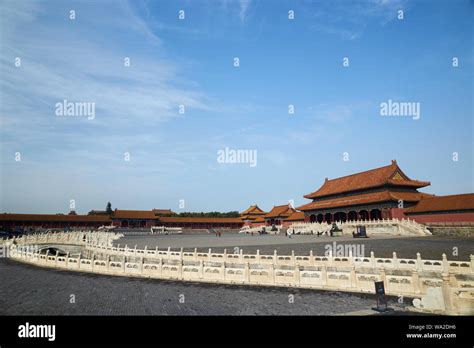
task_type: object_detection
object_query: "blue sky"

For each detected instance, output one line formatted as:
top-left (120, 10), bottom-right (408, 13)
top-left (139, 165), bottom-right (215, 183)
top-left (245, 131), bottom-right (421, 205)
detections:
top-left (0, 0), bottom-right (472, 214)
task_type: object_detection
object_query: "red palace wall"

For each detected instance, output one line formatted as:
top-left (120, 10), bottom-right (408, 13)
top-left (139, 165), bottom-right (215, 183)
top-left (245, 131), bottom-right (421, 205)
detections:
top-left (388, 208), bottom-right (407, 220)
top-left (405, 212), bottom-right (474, 223)
top-left (387, 208), bottom-right (474, 223)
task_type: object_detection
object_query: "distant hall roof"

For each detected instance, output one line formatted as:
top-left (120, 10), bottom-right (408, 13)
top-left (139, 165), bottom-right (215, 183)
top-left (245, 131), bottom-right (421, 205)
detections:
top-left (264, 204), bottom-right (297, 218)
top-left (304, 160), bottom-right (430, 200)
top-left (405, 193), bottom-right (474, 214)
top-left (298, 191), bottom-right (432, 211)
top-left (241, 204), bottom-right (266, 215)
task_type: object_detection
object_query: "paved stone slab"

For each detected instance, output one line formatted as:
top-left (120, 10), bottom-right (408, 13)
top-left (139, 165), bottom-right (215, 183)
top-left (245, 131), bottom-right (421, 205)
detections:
top-left (0, 258), bottom-right (410, 315)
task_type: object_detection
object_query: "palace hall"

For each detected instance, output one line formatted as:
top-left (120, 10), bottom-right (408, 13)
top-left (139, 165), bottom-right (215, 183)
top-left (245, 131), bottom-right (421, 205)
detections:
top-left (297, 160), bottom-right (432, 223)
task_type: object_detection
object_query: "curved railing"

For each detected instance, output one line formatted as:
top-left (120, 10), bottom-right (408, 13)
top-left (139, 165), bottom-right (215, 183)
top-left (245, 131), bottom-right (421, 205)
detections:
top-left (2, 231), bottom-right (473, 314)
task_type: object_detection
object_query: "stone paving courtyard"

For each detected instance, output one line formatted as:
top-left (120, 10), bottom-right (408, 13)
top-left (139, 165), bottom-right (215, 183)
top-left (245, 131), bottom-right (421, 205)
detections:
top-left (1, 233), bottom-right (472, 315)
top-left (0, 258), bottom-right (406, 315)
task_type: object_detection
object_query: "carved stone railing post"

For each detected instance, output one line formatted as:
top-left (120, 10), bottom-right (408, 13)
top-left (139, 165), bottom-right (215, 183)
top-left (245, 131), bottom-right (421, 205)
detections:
top-left (350, 265), bottom-right (357, 288)
top-left (392, 252), bottom-right (398, 269)
top-left (220, 262), bottom-right (225, 281)
top-left (269, 263), bottom-right (275, 284)
top-left (198, 260), bottom-right (204, 279)
top-left (157, 258), bottom-right (163, 277)
top-left (321, 265), bottom-right (327, 287)
top-left (91, 253), bottom-right (95, 271)
top-left (77, 252), bottom-right (81, 269)
top-left (245, 262), bottom-right (250, 283)
top-left (294, 263), bottom-right (300, 286)
top-left (178, 259), bottom-right (183, 279)
top-left (416, 252), bottom-right (423, 272)
top-left (411, 270), bottom-right (420, 294)
top-left (442, 253), bottom-right (449, 273)
top-left (327, 249), bottom-right (333, 266)
top-left (379, 266), bottom-right (386, 285)
top-left (370, 251), bottom-right (376, 269)
top-left (347, 249), bottom-right (353, 265)
top-left (449, 272), bottom-right (458, 288)
top-left (441, 273), bottom-right (454, 313)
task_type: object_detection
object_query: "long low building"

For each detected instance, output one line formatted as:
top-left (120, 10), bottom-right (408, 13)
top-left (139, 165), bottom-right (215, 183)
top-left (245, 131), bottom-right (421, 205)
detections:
top-left (0, 213), bottom-right (111, 229)
top-left (158, 216), bottom-right (243, 229)
top-left (403, 193), bottom-right (474, 223)
top-left (0, 209), bottom-right (244, 230)
top-left (110, 209), bottom-right (243, 229)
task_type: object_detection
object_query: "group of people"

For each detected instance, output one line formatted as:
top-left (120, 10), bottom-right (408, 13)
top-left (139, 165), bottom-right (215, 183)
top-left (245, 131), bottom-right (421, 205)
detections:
top-left (286, 229), bottom-right (331, 237)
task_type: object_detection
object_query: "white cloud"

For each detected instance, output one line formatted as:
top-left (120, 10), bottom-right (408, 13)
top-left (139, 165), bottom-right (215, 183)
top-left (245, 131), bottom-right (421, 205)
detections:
top-left (0, 0), bottom-right (210, 145)
top-left (308, 0), bottom-right (408, 40)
